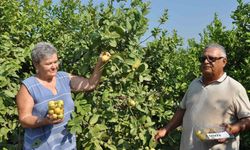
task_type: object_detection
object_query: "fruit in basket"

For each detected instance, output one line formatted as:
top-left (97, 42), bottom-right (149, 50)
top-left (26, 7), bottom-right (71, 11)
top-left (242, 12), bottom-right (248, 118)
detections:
top-left (48, 100), bottom-right (64, 120)
top-left (48, 109), bottom-right (54, 115)
top-left (57, 114), bottom-right (64, 119)
top-left (48, 101), bottom-right (56, 109)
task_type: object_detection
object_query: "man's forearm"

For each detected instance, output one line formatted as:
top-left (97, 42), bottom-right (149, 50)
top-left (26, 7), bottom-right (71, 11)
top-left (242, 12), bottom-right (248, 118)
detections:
top-left (164, 108), bottom-right (185, 132)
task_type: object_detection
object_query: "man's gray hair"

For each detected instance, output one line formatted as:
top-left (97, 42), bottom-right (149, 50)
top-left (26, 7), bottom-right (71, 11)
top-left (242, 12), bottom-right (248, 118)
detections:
top-left (31, 42), bottom-right (57, 65)
top-left (204, 43), bottom-right (227, 58)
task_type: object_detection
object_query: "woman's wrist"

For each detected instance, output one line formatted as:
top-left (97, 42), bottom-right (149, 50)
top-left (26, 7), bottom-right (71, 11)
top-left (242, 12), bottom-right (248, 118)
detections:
top-left (35, 117), bottom-right (44, 126)
top-left (35, 117), bottom-right (52, 126)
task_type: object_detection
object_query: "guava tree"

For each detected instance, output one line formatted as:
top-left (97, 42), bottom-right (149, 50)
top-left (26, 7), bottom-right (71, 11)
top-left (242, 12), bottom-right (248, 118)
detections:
top-left (0, 0), bottom-right (249, 149)
top-left (0, 0), bottom-right (183, 149)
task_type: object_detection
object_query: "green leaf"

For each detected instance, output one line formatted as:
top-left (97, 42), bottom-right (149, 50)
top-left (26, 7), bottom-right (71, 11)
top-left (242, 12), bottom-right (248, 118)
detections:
top-left (104, 143), bottom-right (117, 150)
top-left (0, 128), bottom-right (10, 137)
top-left (149, 137), bottom-right (157, 148)
top-left (144, 121), bottom-right (155, 128)
top-left (94, 141), bottom-right (103, 150)
top-left (126, 18), bottom-right (132, 31)
top-left (93, 124), bottom-right (108, 132)
top-left (4, 90), bottom-right (15, 98)
top-left (89, 114), bottom-right (100, 125)
top-left (111, 25), bottom-right (125, 36)
top-left (102, 90), bottom-right (109, 101)
top-left (109, 40), bottom-right (117, 47)
top-left (139, 131), bottom-right (146, 144)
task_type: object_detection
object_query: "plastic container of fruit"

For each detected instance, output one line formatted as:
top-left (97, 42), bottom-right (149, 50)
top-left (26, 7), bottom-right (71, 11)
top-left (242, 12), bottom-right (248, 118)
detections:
top-left (48, 100), bottom-right (64, 120)
top-left (194, 126), bottom-right (234, 141)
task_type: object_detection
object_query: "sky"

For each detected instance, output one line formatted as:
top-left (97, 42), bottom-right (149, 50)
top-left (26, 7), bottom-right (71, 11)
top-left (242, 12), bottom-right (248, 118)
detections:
top-left (144, 0), bottom-right (249, 46)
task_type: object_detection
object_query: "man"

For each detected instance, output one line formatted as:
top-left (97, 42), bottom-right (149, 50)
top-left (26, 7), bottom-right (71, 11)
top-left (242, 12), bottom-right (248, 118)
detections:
top-left (155, 43), bottom-right (250, 150)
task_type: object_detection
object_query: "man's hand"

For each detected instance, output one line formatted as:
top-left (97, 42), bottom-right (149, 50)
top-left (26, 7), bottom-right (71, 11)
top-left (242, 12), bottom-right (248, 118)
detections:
top-left (217, 123), bottom-right (236, 143)
top-left (100, 52), bottom-right (111, 62)
top-left (154, 128), bottom-right (167, 141)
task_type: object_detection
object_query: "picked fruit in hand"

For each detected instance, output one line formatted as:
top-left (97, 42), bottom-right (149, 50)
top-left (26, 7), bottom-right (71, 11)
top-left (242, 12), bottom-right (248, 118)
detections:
top-left (101, 52), bottom-right (111, 62)
top-left (48, 100), bottom-right (64, 120)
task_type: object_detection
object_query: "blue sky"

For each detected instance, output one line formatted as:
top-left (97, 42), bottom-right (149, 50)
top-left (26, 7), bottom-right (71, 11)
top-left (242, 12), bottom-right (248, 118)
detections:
top-left (145, 0), bottom-right (249, 45)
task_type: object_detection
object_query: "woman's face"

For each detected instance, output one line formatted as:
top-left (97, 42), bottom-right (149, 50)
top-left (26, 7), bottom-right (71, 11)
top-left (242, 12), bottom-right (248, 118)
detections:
top-left (35, 53), bottom-right (59, 78)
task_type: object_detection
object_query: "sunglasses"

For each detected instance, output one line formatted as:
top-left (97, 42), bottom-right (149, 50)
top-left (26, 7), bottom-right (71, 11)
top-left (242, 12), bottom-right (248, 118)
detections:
top-left (199, 55), bottom-right (224, 63)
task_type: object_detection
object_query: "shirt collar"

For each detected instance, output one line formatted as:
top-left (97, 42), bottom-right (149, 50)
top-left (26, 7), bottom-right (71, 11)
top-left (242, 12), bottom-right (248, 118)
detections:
top-left (199, 72), bottom-right (227, 83)
top-left (217, 72), bottom-right (227, 82)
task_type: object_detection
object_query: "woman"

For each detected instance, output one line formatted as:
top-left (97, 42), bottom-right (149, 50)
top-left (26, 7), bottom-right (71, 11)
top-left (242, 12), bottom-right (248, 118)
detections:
top-left (16, 42), bottom-right (111, 149)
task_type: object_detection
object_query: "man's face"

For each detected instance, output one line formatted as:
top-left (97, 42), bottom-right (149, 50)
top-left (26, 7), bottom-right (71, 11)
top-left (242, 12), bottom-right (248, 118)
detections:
top-left (199, 47), bottom-right (227, 77)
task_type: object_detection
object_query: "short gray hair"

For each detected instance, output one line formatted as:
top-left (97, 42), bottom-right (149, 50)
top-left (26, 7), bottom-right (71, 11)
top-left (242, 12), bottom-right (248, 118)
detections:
top-left (31, 42), bottom-right (57, 65)
top-left (204, 43), bottom-right (227, 58)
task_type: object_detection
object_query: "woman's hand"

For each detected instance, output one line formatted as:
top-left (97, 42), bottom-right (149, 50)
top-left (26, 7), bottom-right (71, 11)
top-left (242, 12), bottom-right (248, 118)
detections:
top-left (46, 114), bottom-right (64, 124)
